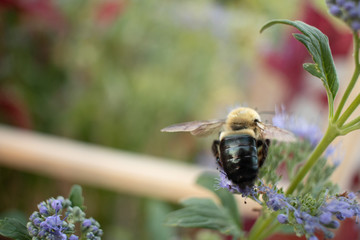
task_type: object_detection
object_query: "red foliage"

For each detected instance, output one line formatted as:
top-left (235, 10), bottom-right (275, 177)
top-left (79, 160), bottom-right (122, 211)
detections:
top-left (0, 0), bottom-right (67, 31)
top-left (95, 1), bottom-right (126, 26)
top-left (0, 91), bottom-right (32, 128)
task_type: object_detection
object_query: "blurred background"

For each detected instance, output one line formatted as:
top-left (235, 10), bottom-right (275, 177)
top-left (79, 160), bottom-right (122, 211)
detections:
top-left (1, 0), bottom-right (359, 239)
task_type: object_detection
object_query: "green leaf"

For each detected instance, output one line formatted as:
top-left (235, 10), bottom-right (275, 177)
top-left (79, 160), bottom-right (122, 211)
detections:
top-left (0, 218), bottom-right (31, 240)
top-left (69, 184), bottom-right (84, 208)
top-left (196, 172), bottom-right (242, 229)
top-left (165, 198), bottom-right (243, 238)
top-left (260, 20), bottom-right (339, 111)
top-left (145, 200), bottom-right (175, 240)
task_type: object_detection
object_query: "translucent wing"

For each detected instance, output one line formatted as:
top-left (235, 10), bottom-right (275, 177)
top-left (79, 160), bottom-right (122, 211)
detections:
top-left (161, 119), bottom-right (226, 137)
top-left (258, 123), bottom-right (296, 142)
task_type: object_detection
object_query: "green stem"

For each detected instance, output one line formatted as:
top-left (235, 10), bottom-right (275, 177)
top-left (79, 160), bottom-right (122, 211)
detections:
top-left (333, 32), bottom-right (360, 121)
top-left (341, 114), bottom-right (360, 129)
top-left (336, 93), bottom-right (360, 127)
top-left (340, 122), bottom-right (360, 135)
top-left (286, 125), bottom-right (338, 194)
top-left (255, 221), bottom-right (281, 240)
top-left (248, 213), bottom-right (277, 240)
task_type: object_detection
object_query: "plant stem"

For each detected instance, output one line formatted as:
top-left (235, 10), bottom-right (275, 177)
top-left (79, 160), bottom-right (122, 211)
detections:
top-left (340, 122), bottom-right (360, 135)
top-left (333, 32), bottom-right (360, 121)
top-left (337, 93), bottom-right (360, 127)
top-left (247, 213), bottom-right (277, 240)
top-left (255, 221), bottom-right (281, 240)
top-left (341, 114), bottom-right (360, 130)
top-left (285, 125), bottom-right (338, 194)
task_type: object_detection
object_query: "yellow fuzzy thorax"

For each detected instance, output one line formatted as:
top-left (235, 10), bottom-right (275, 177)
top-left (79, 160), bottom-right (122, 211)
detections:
top-left (220, 107), bottom-right (261, 140)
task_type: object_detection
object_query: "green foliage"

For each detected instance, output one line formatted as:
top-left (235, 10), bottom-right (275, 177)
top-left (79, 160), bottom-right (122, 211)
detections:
top-left (165, 198), bottom-right (243, 238)
top-left (196, 173), bottom-right (242, 228)
top-left (296, 155), bottom-right (338, 196)
top-left (165, 172), bottom-right (244, 239)
top-left (0, 218), bottom-right (30, 240)
top-left (259, 141), bottom-right (313, 185)
top-left (145, 200), bottom-right (175, 240)
top-left (69, 184), bottom-right (85, 209)
top-left (260, 20), bottom-right (339, 116)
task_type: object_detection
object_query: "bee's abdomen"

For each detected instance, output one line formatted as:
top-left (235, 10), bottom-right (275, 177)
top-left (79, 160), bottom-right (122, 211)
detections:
top-left (219, 134), bottom-right (258, 189)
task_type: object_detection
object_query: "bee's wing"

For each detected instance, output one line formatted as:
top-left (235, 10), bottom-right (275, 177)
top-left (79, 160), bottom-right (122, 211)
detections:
top-left (258, 123), bottom-right (296, 142)
top-left (161, 119), bottom-right (226, 137)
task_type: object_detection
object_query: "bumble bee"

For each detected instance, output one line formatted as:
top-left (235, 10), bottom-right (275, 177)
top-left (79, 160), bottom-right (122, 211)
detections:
top-left (161, 107), bottom-right (295, 189)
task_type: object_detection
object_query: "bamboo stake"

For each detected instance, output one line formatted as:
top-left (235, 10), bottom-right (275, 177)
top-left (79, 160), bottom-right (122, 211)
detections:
top-left (0, 125), bottom-right (259, 217)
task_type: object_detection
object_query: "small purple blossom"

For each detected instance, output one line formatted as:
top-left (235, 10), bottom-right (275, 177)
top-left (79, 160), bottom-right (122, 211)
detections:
top-left (330, 5), bottom-right (342, 16)
top-left (327, 0), bottom-right (360, 31)
top-left (69, 234), bottom-right (79, 240)
top-left (319, 211), bottom-right (332, 224)
top-left (38, 202), bottom-right (49, 215)
top-left (82, 218), bottom-right (92, 228)
top-left (81, 218), bottom-right (103, 239)
top-left (336, 0), bottom-right (346, 6)
top-left (309, 235), bottom-right (319, 240)
top-left (351, 21), bottom-right (360, 31)
top-left (277, 214), bottom-right (288, 223)
top-left (51, 199), bottom-right (63, 212)
top-left (216, 163), bottom-right (254, 197)
top-left (344, 1), bottom-right (356, 11)
top-left (348, 192), bottom-right (356, 199)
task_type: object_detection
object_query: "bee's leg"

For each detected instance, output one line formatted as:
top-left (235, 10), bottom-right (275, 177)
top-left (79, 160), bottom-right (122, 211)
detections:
top-left (212, 140), bottom-right (222, 167)
top-left (257, 139), bottom-right (270, 168)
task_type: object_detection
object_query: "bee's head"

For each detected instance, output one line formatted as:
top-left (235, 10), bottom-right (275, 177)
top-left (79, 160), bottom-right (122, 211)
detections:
top-left (225, 107), bottom-right (261, 131)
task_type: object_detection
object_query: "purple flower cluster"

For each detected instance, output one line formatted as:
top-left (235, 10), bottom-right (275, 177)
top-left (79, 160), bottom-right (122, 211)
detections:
top-left (257, 185), bottom-right (341, 240)
top-left (326, 0), bottom-right (360, 31)
top-left (27, 196), bottom-right (103, 240)
top-left (81, 218), bottom-right (103, 240)
top-left (217, 170), bottom-right (360, 240)
top-left (216, 167), bottom-right (255, 197)
top-left (27, 197), bottom-right (78, 240)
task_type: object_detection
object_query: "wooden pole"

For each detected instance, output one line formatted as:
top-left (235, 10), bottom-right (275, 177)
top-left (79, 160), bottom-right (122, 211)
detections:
top-left (0, 125), bottom-right (259, 216)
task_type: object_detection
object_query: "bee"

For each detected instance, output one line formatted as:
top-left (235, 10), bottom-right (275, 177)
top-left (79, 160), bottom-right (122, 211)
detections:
top-left (161, 107), bottom-right (295, 190)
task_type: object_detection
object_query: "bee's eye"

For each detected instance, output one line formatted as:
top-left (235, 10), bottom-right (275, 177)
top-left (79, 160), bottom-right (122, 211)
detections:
top-left (254, 119), bottom-right (260, 123)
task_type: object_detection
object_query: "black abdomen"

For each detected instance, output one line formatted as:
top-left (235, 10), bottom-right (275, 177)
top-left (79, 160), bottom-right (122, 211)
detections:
top-left (219, 135), bottom-right (258, 189)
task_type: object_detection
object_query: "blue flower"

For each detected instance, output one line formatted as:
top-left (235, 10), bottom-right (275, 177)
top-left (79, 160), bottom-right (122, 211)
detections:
top-left (277, 214), bottom-right (288, 223)
top-left (308, 235), bottom-right (319, 240)
top-left (81, 218), bottom-right (103, 239)
top-left (319, 211), bottom-right (332, 224)
top-left (51, 199), bottom-right (63, 213)
top-left (351, 21), bottom-right (360, 31)
top-left (272, 107), bottom-right (323, 146)
top-left (27, 196), bottom-right (102, 239)
top-left (265, 190), bottom-right (287, 211)
top-left (39, 215), bottom-right (67, 238)
top-left (82, 218), bottom-right (92, 228)
top-left (344, 1), bottom-right (356, 11)
top-left (336, 0), bottom-right (346, 6)
top-left (330, 5), bottom-right (342, 16)
top-left (69, 234), bottom-right (79, 240)
top-left (38, 202), bottom-right (49, 215)
top-left (327, 0), bottom-right (360, 31)
top-left (216, 163), bottom-right (254, 197)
